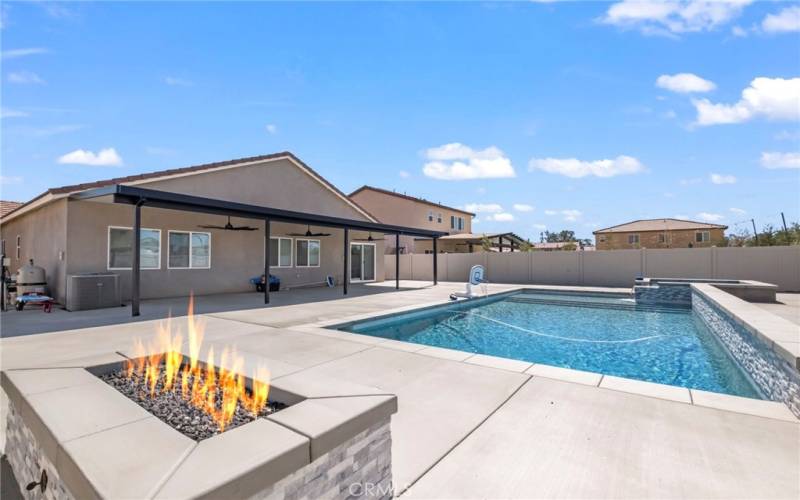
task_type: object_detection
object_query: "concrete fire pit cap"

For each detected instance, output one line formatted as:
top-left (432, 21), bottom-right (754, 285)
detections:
top-left (1, 364), bottom-right (397, 500)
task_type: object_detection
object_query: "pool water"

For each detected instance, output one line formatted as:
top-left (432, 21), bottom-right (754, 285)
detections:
top-left (339, 292), bottom-right (762, 399)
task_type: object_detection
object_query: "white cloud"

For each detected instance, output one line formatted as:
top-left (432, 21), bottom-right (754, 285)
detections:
top-left (513, 203), bottom-right (534, 212)
top-left (731, 25), bottom-right (748, 37)
top-left (8, 71), bottom-right (44, 84)
top-left (710, 173), bottom-right (737, 184)
top-left (532, 223), bottom-right (547, 230)
top-left (464, 203), bottom-right (503, 213)
top-left (729, 207), bottom-right (747, 215)
top-left (398, 170), bottom-right (410, 178)
top-left (656, 73), bottom-right (716, 93)
top-left (265, 124), bottom-right (278, 134)
top-left (1, 108), bottom-right (28, 118)
top-left (484, 213), bottom-right (515, 222)
top-left (760, 151), bottom-right (800, 169)
top-left (422, 143), bottom-right (515, 180)
top-left (164, 76), bottom-right (193, 86)
top-left (692, 77), bottom-right (800, 126)
top-left (1, 47), bottom-right (48, 59)
top-left (544, 209), bottom-right (557, 216)
top-left (600, 0), bottom-right (751, 36)
top-left (775, 130), bottom-right (800, 141)
top-left (762, 6), bottom-right (800, 33)
top-left (696, 212), bottom-right (724, 222)
top-left (529, 155), bottom-right (645, 178)
top-left (57, 148), bottom-right (123, 167)
top-left (561, 209), bottom-right (582, 222)
top-left (0, 175), bottom-right (23, 185)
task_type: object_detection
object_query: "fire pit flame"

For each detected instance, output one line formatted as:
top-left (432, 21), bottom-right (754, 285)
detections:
top-left (124, 295), bottom-right (270, 432)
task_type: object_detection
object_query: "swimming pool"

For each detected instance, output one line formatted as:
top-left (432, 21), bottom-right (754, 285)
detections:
top-left (337, 291), bottom-right (763, 399)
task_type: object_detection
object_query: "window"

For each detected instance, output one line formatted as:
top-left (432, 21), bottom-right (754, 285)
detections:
top-left (599, 235), bottom-right (607, 243)
top-left (450, 215), bottom-right (455, 229)
top-left (658, 233), bottom-right (667, 244)
top-left (296, 239), bottom-right (320, 267)
top-left (628, 234), bottom-right (640, 245)
top-left (269, 237), bottom-right (293, 267)
top-left (451, 216), bottom-right (465, 230)
top-left (437, 212), bottom-right (442, 223)
top-left (427, 210), bottom-right (434, 222)
top-left (16, 235), bottom-right (20, 259)
top-left (108, 226), bottom-right (161, 270)
top-left (168, 231), bottom-right (211, 269)
top-left (696, 231), bottom-right (710, 243)
top-left (459, 217), bottom-right (465, 230)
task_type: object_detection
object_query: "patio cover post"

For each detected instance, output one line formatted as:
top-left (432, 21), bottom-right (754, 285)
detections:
top-left (343, 227), bottom-right (349, 295)
top-left (264, 218), bottom-right (270, 304)
top-left (432, 237), bottom-right (438, 285)
top-left (131, 199), bottom-right (144, 317)
top-left (395, 233), bottom-right (400, 289)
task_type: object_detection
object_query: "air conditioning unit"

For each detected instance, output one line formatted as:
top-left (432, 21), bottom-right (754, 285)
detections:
top-left (66, 274), bottom-right (121, 311)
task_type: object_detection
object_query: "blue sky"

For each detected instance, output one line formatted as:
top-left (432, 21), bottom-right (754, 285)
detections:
top-left (2, 1), bottom-right (799, 240)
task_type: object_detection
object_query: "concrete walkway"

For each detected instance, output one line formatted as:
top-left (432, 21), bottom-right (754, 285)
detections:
top-left (1, 282), bottom-right (798, 499)
top-left (756, 292), bottom-right (800, 325)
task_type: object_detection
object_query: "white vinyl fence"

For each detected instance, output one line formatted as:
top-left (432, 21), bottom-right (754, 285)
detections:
top-left (385, 246), bottom-right (800, 291)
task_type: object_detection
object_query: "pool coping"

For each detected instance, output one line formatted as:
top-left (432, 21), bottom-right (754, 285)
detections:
top-left (292, 284), bottom-right (798, 424)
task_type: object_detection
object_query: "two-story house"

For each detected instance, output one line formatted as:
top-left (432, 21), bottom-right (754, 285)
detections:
top-left (593, 218), bottom-right (727, 250)
top-left (349, 186), bottom-right (474, 254)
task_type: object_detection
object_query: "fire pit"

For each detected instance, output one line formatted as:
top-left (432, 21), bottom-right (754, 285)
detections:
top-left (2, 298), bottom-right (397, 499)
top-left (96, 302), bottom-right (289, 441)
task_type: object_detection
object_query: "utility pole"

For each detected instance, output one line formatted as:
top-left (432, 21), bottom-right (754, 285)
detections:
top-left (751, 219), bottom-right (759, 245)
top-left (781, 212), bottom-right (789, 241)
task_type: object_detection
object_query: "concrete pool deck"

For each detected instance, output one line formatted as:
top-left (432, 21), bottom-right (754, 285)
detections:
top-left (1, 281), bottom-right (799, 498)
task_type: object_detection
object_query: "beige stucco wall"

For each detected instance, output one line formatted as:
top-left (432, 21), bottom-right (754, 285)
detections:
top-left (141, 158), bottom-right (370, 221)
top-left (0, 199), bottom-right (68, 302)
top-left (386, 245), bottom-right (800, 291)
top-left (350, 189), bottom-right (471, 253)
top-left (3, 158), bottom-right (386, 303)
top-left (66, 201), bottom-right (383, 300)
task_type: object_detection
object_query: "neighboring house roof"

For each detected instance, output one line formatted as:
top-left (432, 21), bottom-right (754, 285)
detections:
top-left (349, 185), bottom-right (476, 216)
top-left (532, 242), bottom-right (578, 249)
top-left (593, 218), bottom-right (727, 234)
top-left (0, 201), bottom-right (22, 218)
top-left (1, 152), bottom-right (377, 224)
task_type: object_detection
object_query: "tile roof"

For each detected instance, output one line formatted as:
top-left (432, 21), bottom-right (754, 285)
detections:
top-left (0, 201), bottom-right (22, 218)
top-left (349, 185), bottom-right (476, 216)
top-left (593, 218), bottom-right (727, 234)
top-left (2, 152), bottom-right (377, 222)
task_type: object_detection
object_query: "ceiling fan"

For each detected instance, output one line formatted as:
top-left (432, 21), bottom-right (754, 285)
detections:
top-left (198, 216), bottom-right (258, 231)
top-left (287, 225), bottom-right (332, 237)
top-left (353, 232), bottom-right (385, 242)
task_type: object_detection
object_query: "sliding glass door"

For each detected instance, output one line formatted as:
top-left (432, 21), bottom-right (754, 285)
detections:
top-left (350, 243), bottom-right (376, 282)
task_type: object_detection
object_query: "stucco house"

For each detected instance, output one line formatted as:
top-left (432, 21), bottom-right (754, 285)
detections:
top-left (349, 185), bottom-right (475, 254)
top-left (0, 153), bottom-right (441, 308)
top-left (593, 218), bottom-right (727, 250)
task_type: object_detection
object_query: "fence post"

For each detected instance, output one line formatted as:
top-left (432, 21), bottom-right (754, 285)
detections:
top-left (711, 246), bottom-right (717, 279)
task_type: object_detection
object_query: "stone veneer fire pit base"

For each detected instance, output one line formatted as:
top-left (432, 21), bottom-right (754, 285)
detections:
top-left (1, 360), bottom-right (397, 500)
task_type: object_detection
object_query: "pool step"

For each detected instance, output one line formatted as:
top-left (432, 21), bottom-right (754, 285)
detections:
top-left (507, 295), bottom-right (689, 314)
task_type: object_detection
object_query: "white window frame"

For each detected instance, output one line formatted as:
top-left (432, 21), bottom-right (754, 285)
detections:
top-left (107, 226), bottom-right (162, 270)
top-left (455, 216), bottom-right (464, 231)
top-left (267, 237), bottom-right (293, 268)
top-left (427, 210), bottom-right (434, 222)
top-left (295, 238), bottom-right (321, 268)
top-left (696, 231), bottom-right (710, 243)
top-left (450, 215), bottom-right (455, 229)
top-left (437, 212), bottom-right (442, 223)
top-left (167, 230), bottom-right (211, 269)
top-left (628, 234), bottom-right (640, 245)
top-left (15, 235), bottom-right (20, 259)
top-left (349, 242), bottom-right (377, 283)
top-left (658, 233), bottom-right (668, 244)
